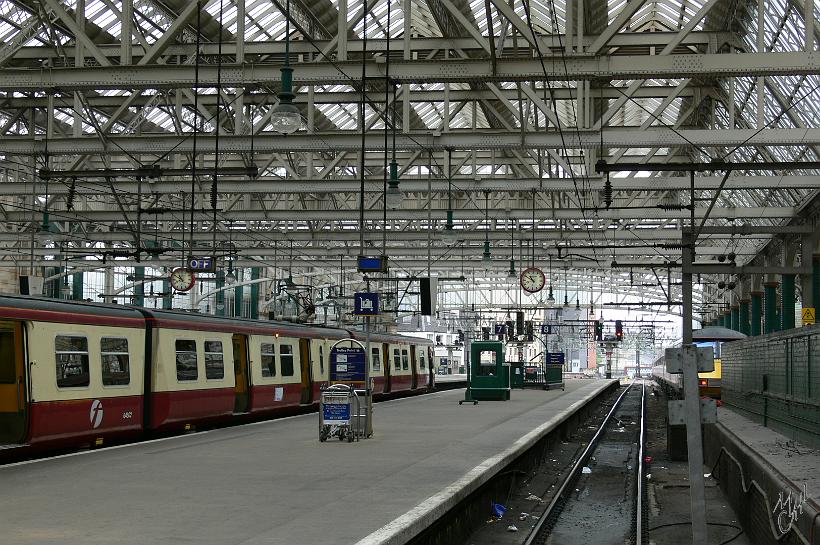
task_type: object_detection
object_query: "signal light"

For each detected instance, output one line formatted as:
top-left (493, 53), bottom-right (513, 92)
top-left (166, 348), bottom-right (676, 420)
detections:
top-left (699, 379), bottom-right (708, 387)
top-left (615, 320), bottom-right (623, 341)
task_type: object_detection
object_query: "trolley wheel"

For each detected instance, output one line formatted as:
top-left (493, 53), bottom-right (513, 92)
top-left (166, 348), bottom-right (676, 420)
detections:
top-left (319, 428), bottom-right (328, 442)
top-left (458, 401), bottom-right (463, 405)
top-left (347, 434), bottom-right (354, 443)
top-left (338, 431), bottom-right (345, 441)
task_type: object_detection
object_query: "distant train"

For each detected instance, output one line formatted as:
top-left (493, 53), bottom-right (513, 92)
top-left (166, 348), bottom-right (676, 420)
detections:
top-left (0, 296), bottom-right (434, 454)
top-left (651, 326), bottom-right (747, 399)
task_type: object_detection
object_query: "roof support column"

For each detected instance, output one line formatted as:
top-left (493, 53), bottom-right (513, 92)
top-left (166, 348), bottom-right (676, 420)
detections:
top-left (134, 266), bottom-right (145, 307)
top-left (235, 0), bottom-right (245, 133)
top-left (750, 274), bottom-right (763, 336)
top-left (73, 0), bottom-right (85, 138)
top-left (756, 0), bottom-right (765, 129)
top-left (215, 271), bottom-right (225, 316)
top-left (121, 0), bottom-right (133, 65)
top-left (782, 244), bottom-right (798, 330)
top-left (738, 279), bottom-right (750, 335)
top-left (234, 268), bottom-right (244, 318)
top-left (402, 0), bottom-right (411, 133)
top-left (805, 0), bottom-right (815, 52)
top-left (72, 271), bottom-right (83, 301)
top-left (249, 267), bottom-right (260, 320)
top-left (337, 0), bottom-right (347, 61)
top-left (730, 302), bottom-right (739, 331)
top-left (103, 266), bottom-right (114, 305)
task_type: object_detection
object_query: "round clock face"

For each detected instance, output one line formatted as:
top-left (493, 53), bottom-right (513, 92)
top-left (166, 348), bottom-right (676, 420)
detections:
top-left (169, 267), bottom-right (196, 292)
top-left (520, 267), bottom-right (546, 293)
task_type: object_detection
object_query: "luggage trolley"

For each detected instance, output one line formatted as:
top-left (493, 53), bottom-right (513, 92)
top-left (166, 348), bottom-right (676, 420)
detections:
top-left (318, 338), bottom-right (373, 443)
top-left (319, 384), bottom-right (362, 442)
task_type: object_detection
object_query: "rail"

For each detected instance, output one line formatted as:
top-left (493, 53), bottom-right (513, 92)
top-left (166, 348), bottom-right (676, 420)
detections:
top-left (523, 382), bottom-right (640, 545)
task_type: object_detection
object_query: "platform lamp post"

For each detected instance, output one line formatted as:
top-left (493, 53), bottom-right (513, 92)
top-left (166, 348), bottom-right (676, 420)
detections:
top-left (269, 0), bottom-right (302, 135)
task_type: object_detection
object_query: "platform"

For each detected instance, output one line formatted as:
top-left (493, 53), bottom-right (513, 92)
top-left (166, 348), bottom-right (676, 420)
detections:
top-left (1, 379), bottom-right (615, 545)
top-left (705, 406), bottom-right (820, 543)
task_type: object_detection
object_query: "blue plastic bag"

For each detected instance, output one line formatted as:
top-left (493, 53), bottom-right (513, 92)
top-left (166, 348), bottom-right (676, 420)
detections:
top-left (491, 502), bottom-right (507, 518)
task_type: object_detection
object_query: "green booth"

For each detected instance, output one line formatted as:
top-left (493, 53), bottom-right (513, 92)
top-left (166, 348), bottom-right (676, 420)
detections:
top-left (460, 341), bottom-right (510, 403)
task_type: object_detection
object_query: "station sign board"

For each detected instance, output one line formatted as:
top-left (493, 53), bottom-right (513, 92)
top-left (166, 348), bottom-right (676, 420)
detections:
top-left (188, 256), bottom-right (216, 272)
top-left (330, 346), bottom-right (367, 386)
top-left (353, 292), bottom-right (380, 316)
top-left (545, 352), bottom-right (565, 365)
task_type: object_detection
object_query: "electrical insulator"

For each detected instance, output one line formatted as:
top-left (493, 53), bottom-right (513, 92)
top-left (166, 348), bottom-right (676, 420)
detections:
top-left (604, 173), bottom-right (613, 209)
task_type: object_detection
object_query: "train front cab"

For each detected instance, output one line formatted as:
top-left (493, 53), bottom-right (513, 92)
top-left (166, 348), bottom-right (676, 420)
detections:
top-left (0, 321), bottom-right (27, 446)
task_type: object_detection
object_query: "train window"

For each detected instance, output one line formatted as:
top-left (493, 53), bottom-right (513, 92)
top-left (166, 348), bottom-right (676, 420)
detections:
top-left (261, 343), bottom-right (276, 377)
top-left (419, 353), bottom-right (426, 370)
top-left (402, 349), bottom-right (409, 370)
top-left (393, 349), bottom-right (400, 370)
top-left (175, 339), bottom-right (198, 381)
top-left (204, 341), bottom-right (224, 380)
top-left (371, 347), bottom-right (381, 371)
top-left (55, 335), bottom-right (90, 388)
top-left (101, 337), bottom-right (130, 386)
top-left (280, 344), bottom-right (294, 376)
top-left (319, 345), bottom-right (325, 375)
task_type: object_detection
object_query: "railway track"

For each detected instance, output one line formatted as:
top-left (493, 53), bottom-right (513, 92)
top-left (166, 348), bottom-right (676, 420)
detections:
top-left (523, 382), bottom-right (647, 545)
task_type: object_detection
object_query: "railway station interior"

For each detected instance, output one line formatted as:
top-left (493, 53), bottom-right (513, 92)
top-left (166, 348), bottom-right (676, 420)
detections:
top-left (0, 0), bottom-right (819, 544)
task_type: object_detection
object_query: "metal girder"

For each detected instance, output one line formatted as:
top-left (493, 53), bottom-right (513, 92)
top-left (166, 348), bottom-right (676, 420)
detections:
top-left (8, 32), bottom-right (734, 61)
top-left (0, 175), bottom-right (816, 195)
top-left (4, 128), bottom-right (820, 155)
top-left (1, 53), bottom-right (818, 91)
top-left (0, 85), bottom-right (716, 108)
top-left (5, 206), bottom-right (794, 222)
top-left (7, 230), bottom-right (754, 243)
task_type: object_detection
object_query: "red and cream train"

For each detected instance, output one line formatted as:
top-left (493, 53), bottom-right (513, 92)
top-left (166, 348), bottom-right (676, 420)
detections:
top-left (0, 295), bottom-right (434, 454)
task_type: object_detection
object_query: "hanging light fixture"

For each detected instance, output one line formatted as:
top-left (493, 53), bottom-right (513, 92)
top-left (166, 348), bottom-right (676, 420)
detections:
top-left (563, 267), bottom-right (569, 307)
top-left (506, 220), bottom-right (516, 280)
top-left (36, 211), bottom-right (54, 245)
top-left (547, 285), bottom-right (555, 306)
top-left (225, 266), bottom-right (237, 285)
top-left (385, 159), bottom-right (402, 209)
top-left (270, 0), bottom-right (302, 134)
top-left (442, 148), bottom-right (457, 244)
top-left (481, 191), bottom-right (491, 266)
top-left (546, 252), bottom-right (555, 305)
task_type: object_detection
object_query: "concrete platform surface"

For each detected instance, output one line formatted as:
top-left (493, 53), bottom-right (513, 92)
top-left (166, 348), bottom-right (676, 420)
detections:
top-left (717, 407), bottom-right (820, 506)
top-left (1, 380), bottom-right (614, 545)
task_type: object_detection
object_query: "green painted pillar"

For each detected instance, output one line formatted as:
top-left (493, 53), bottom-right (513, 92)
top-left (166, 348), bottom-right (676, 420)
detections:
top-left (72, 272), bottom-right (83, 301)
top-left (739, 299), bottom-right (750, 335)
top-left (162, 273), bottom-right (173, 310)
top-left (215, 271), bottom-right (225, 317)
top-left (764, 281), bottom-right (779, 334)
top-left (134, 267), bottom-right (145, 307)
top-left (730, 305), bottom-right (740, 331)
top-left (249, 267), bottom-right (260, 320)
top-left (781, 274), bottom-right (795, 330)
top-left (750, 291), bottom-right (763, 336)
top-left (814, 254), bottom-right (820, 311)
top-left (234, 269), bottom-right (243, 318)
top-left (723, 310), bottom-right (732, 329)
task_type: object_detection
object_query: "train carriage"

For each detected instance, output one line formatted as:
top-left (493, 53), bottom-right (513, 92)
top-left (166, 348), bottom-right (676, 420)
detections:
top-left (0, 295), bottom-right (435, 455)
top-left (0, 297), bottom-right (146, 449)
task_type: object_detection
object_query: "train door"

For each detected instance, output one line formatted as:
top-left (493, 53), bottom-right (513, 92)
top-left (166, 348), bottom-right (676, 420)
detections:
top-left (232, 334), bottom-right (250, 413)
top-left (0, 321), bottom-right (27, 444)
top-left (299, 339), bottom-right (313, 404)
top-left (382, 343), bottom-right (391, 393)
top-left (410, 345), bottom-right (418, 389)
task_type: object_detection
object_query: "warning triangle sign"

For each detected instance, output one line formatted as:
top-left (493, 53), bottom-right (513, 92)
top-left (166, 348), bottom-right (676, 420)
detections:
top-left (802, 308), bottom-right (816, 326)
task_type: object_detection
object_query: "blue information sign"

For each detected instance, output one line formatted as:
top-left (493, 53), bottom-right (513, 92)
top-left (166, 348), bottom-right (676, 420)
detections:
top-left (330, 346), bottom-right (367, 384)
top-left (494, 323), bottom-right (506, 335)
top-left (546, 352), bottom-right (565, 365)
top-left (322, 402), bottom-right (351, 422)
top-left (353, 292), bottom-right (380, 316)
top-left (541, 324), bottom-right (555, 334)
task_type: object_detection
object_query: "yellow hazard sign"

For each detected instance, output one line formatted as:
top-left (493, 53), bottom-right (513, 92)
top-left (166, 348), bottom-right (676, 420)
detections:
top-left (803, 308), bottom-right (816, 326)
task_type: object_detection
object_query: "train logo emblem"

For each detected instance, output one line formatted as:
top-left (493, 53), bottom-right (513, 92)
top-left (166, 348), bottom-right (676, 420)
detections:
top-left (90, 399), bottom-right (104, 429)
